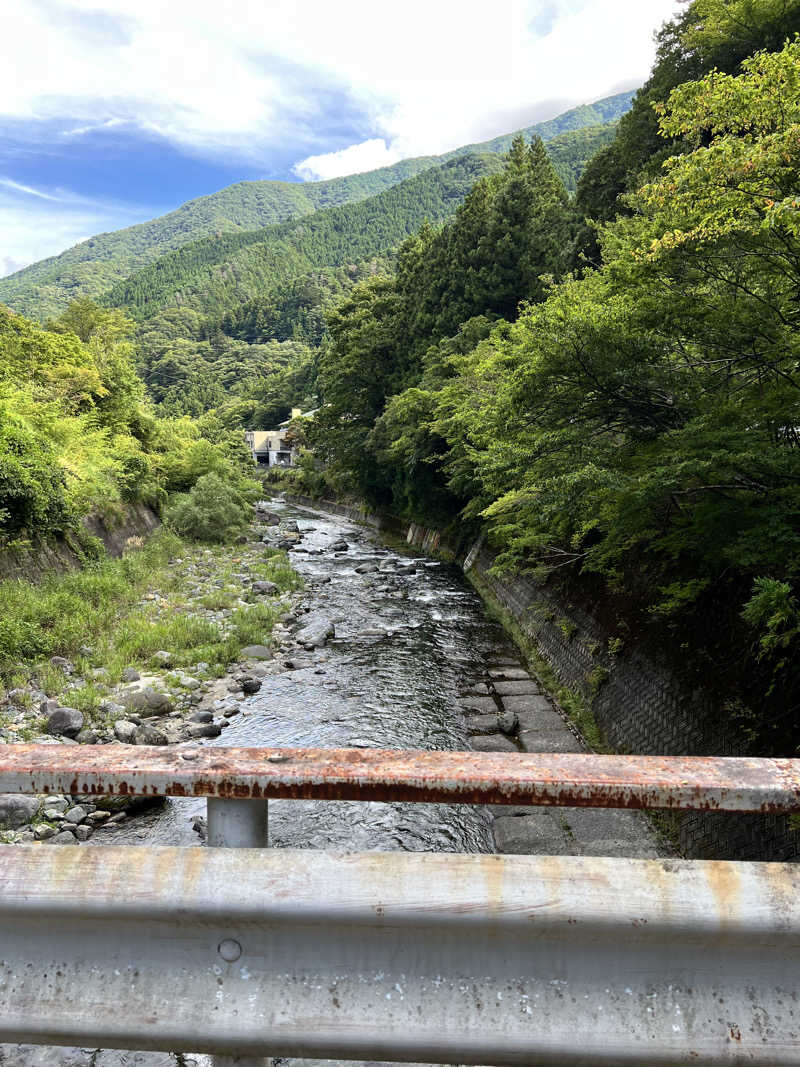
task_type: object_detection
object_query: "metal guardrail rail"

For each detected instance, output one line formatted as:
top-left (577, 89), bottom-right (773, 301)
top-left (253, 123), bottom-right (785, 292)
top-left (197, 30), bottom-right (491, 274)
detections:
top-left (0, 745), bottom-right (799, 1067)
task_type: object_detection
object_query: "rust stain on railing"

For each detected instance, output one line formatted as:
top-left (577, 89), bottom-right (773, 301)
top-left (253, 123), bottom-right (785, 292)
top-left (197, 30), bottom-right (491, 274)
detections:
top-left (0, 745), bottom-right (799, 812)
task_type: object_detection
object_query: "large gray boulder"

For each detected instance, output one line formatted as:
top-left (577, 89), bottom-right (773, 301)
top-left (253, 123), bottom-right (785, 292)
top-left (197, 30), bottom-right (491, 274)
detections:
top-left (122, 687), bottom-right (173, 716)
top-left (45, 706), bottom-right (84, 738)
top-left (0, 794), bottom-right (39, 830)
top-left (252, 580), bottom-right (278, 595)
top-left (295, 615), bottom-right (335, 649)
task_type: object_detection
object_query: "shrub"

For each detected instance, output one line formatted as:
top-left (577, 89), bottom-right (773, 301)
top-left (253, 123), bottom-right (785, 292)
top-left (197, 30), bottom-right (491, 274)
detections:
top-left (166, 472), bottom-right (252, 543)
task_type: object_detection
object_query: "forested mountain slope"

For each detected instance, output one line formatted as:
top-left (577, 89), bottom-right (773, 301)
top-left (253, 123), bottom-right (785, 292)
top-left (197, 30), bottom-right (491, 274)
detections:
top-left (107, 154), bottom-right (500, 321)
top-left (0, 91), bottom-right (633, 320)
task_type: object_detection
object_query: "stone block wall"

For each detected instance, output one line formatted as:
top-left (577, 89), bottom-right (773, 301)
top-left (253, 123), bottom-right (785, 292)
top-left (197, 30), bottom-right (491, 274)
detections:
top-left (468, 544), bottom-right (800, 861)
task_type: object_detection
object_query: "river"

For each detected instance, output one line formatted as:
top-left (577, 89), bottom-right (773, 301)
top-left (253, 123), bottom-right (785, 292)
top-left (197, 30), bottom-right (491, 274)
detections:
top-left (7, 498), bottom-right (525, 1067)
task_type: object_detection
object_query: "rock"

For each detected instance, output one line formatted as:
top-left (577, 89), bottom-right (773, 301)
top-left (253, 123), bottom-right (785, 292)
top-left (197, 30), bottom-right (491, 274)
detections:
top-left (49, 656), bottom-right (72, 674)
top-left (498, 710), bottom-right (519, 735)
top-left (222, 705), bottom-right (240, 717)
top-left (355, 563), bottom-right (378, 574)
top-left (189, 710), bottom-right (214, 724)
top-left (74, 824), bottom-right (94, 842)
top-left (48, 830), bottom-right (78, 845)
top-left (467, 713), bottom-right (504, 736)
top-left (91, 667), bottom-right (109, 680)
top-left (134, 724), bottom-right (168, 745)
top-left (39, 696), bottom-right (59, 716)
top-left (64, 805), bottom-right (88, 825)
top-left (241, 677), bottom-right (262, 695)
top-left (75, 728), bottom-right (99, 744)
top-left (151, 650), bottom-right (173, 667)
top-left (470, 733), bottom-right (519, 753)
top-left (99, 700), bottom-right (127, 716)
top-left (330, 539), bottom-right (348, 552)
top-left (0, 794), bottom-right (39, 830)
top-left (252, 580), bottom-right (278, 596)
top-left (42, 796), bottom-right (68, 816)
top-left (187, 721), bottom-right (222, 739)
top-left (113, 719), bottom-right (139, 744)
top-left (46, 706), bottom-right (84, 738)
top-left (33, 824), bottom-right (57, 841)
top-left (175, 672), bottom-right (201, 690)
top-left (121, 667), bottom-right (141, 683)
top-left (240, 644), bottom-right (272, 660)
top-left (295, 616), bottom-right (335, 649)
top-left (122, 687), bottom-right (173, 716)
top-left (87, 810), bottom-right (111, 825)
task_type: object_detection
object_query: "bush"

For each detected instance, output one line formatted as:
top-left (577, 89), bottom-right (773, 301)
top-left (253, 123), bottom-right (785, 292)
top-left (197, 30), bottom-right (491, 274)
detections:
top-left (166, 472), bottom-right (252, 543)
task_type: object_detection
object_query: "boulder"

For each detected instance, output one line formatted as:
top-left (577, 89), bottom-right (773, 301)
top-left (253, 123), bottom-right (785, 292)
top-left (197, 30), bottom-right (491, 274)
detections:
top-left (151, 649), bottom-right (173, 667)
top-left (240, 644), bottom-right (272, 660)
top-left (113, 719), bottom-right (139, 744)
top-left (134, 724), bottom-right (169, 745)
top-left (49, 656), bottom-right (73, 674)
top-left (75, 728), bottom-right (99, 745)
top-left (295, 616), bottom-right (335, 649)
top-left (0, 794), bottom-right (39, 830)
top-left (46, 706), bottom-right (84, 738)
top-left (122, 687), bottom-right (173, 716)
top-left (121, 667), bottom-right (141, 683)
top-left (330, 539), bottom-right (348, 552)
top-left (190, 710), bottom-right (214, 724)
top-left (355, 563), bottom-right (378, 574)
top-left (252, 580), bottom-right (279, 595)
top-left (187, 721), bottom-right (223, 739)
top-left (241, 677), bottom-right (262, 695)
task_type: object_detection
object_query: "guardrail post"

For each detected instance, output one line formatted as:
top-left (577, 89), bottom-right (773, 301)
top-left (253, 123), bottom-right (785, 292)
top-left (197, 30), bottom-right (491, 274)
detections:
top-left (208, 797), bottom-right (270, 1066)
top-left (206, 797), bottom-right (268, 848)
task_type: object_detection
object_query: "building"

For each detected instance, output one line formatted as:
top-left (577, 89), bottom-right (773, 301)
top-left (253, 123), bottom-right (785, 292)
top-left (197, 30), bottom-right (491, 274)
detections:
top-left (244, 408), bottom-right (317, 467)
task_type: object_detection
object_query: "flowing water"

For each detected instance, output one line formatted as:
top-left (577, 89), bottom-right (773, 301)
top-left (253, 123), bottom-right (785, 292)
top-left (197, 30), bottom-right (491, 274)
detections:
top-left (109, 498), bottom-right (499, 855)
top-left (5, 500), bottom-right (521, 1067)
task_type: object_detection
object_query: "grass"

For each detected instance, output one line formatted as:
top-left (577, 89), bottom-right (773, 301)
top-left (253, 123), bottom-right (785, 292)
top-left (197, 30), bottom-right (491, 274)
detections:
top-left (0, 529), bottom-right (303, 721)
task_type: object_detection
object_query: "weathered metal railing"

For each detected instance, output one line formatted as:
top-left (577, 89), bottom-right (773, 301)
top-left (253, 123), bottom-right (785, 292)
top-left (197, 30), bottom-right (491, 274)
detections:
top-left (1, 745), bottom-right (799, 1066)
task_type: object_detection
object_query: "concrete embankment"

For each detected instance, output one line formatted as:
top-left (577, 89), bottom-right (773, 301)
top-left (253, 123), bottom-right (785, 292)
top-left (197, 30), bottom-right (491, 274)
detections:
top-left (284, 492), bottom-right (799, 862)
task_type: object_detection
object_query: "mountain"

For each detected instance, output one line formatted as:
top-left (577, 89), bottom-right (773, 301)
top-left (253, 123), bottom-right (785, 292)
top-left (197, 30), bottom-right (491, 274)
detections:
top-left (0, 91), bottom-right (634, 320)
top-left (108, 154), bottom-right (505, 323)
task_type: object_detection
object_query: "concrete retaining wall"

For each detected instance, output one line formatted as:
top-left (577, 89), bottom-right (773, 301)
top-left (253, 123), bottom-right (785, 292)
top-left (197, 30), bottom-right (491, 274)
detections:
top-left (0, 504), bottom-right (161, 584)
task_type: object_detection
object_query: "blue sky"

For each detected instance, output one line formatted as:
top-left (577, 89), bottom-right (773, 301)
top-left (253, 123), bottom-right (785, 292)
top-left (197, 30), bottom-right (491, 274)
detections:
top-left (1, 0), bottom-right (682, 277)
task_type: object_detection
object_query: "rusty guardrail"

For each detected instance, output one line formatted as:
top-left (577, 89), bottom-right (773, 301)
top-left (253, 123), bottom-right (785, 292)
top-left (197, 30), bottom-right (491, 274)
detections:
top-left (0, 745), bottom-right (799, 1067)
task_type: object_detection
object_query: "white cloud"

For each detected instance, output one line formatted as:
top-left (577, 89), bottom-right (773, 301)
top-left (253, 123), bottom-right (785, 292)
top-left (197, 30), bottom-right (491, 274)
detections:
top-left (0, 177), bottom-right (64, 201)
top-left (294, 139), bottom-right (403, 181)
top-left (0, 184), bottom-right (153, 278)
top-left (2, 0), bottom-right (683, 166)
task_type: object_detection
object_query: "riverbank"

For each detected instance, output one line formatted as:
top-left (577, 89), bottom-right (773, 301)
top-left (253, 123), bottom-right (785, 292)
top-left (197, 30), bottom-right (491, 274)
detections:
top-left (0, 503), bottom-right (307, 843)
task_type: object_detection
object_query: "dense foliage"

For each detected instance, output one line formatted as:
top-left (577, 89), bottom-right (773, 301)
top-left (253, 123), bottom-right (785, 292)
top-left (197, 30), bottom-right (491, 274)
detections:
top-left (0, 299), bottom-right (257, 545)
top-left (310, 17), bottom-right (800, 747)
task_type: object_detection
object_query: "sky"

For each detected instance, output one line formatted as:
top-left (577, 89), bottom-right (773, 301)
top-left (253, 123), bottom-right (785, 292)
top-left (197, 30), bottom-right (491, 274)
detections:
top-left (0, 0), bottom-right (683, 277)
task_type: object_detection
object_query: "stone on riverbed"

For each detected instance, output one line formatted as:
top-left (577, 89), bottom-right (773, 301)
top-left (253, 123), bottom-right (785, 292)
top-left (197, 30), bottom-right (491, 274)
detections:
top-left (113, 719), bottom-right (139, 743)
top-left (240, 644), bottom-right (272, 660)
top-left (133, 724), bottom-right (169, 745)
top-left (46, 706), bottom-right (83, 738)
top-left (121, 687), bottom-right (173, 715)
top-left (252, 580), bottom-right (279, 595)
top-left (187, 721), bottom-right (223, 739)
top-left (295, 615), bottom-right (335, 649)
top-left (241, 676), bottom-right (262, 694)
top-left (0, 794), bottom-right (39, 830)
